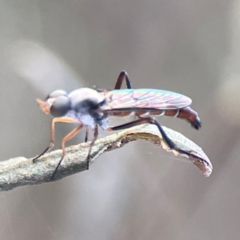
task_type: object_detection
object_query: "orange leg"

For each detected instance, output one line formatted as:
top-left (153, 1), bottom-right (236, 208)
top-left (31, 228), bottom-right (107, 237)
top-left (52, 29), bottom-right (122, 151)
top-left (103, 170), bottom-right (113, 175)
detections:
top-left (33, 117), bottom-right (80, 162)
top-left (50, 123), bottom-right (83, 180)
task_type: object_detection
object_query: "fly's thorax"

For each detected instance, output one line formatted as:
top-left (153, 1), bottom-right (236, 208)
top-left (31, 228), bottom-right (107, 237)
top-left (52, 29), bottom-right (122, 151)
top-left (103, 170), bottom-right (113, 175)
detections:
top-left (98, 117), bottom-right (109, 130)
top-left (69, 88), bottom-right (106, 114)
top-left (91, 111), bottom-right (109, 130)
top-left (67, 110), bottom-right (108, 130)
top-left (68, 88), bottom-right (109, 129)
top-left (76, 113), bottom-right (96, 129)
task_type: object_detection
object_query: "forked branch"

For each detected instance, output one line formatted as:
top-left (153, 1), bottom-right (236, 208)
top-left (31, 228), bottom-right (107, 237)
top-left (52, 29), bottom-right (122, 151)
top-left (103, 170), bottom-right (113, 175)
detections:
top-left (0, 124), bottom-right (212, 191)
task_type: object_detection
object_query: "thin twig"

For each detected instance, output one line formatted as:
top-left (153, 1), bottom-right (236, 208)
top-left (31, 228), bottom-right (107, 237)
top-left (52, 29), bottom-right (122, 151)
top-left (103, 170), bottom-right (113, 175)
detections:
top-left (0, 124), bottom-right (212, 191)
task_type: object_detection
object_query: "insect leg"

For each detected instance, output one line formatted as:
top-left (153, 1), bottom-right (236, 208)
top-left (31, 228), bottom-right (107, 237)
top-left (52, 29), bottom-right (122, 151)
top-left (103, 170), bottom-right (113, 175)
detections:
top-left (114, 71), bottom-right (132, 89)
top-left (84, 127), bottom-right (89, 142)
top-left (50, 123), bottom-right (83, 180)
top-left (107, 117), bottom-right (200, 159)
top-left (108, 118), bottom-right (175, 149)
top-left (115, 71), bottom-right (144, 121)
top-left (86, 126), bottom-right (99, 169)
top-left (109, 118), bottom-right (208, 166)
top-left (33, 117), bottom-right (79, 162)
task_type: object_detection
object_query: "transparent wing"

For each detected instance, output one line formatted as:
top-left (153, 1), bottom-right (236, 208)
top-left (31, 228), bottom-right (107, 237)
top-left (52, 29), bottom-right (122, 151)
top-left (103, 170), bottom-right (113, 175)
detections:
top-left (103, 89), bottom-right (192, 110)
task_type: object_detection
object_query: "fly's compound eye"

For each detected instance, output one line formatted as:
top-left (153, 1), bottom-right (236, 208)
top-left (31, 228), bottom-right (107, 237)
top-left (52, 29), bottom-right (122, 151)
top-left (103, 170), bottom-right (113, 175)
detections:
top-left (47, 90), bottom-right (68, 100)
top-left (50, 96), bottom-right (71, 117)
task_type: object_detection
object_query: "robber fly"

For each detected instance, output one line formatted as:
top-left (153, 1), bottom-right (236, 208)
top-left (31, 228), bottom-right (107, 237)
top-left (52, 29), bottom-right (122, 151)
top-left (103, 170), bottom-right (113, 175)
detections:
top-left (34, 71), bottom-right (201, 180)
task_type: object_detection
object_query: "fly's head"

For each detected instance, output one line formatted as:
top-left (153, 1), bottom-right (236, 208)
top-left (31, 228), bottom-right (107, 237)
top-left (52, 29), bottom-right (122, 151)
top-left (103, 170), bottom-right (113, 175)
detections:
top-left (36, 90), bottom-right (71, 117)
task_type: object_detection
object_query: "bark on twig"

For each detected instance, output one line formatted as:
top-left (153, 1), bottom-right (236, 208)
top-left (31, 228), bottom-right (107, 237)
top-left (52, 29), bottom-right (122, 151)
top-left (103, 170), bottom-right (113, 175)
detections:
top-left (0, 124), bottom-right (212, 191)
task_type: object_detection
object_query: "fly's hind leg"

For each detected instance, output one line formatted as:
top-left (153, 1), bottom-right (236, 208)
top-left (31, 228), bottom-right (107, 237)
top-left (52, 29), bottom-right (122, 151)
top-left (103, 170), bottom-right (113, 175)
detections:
top-left (108, 117), bottom-right (175, 150)
top-left (114, 71), bottom-right (132, 89)
top-left (115, 71), bottom-right (141, 120)
top-left (107, 117), bottom-right (197, 159)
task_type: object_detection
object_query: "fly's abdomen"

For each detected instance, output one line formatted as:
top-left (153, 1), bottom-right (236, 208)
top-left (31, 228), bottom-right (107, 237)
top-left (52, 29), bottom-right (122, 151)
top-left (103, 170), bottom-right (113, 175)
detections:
top-left (108, 108), bottom-right (200, 129)
top-left (174, 107), bottom-right (201, 129)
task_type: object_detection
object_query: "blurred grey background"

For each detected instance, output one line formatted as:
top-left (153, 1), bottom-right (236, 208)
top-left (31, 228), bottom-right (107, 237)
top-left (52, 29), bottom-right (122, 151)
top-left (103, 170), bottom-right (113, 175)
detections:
top-left (0, 0), bottom-right (240, 239)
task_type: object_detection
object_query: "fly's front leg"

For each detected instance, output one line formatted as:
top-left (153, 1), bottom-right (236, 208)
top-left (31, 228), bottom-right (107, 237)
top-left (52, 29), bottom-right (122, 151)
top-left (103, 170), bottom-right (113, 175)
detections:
top-left (33, 117), bottom-right (80, 162)
top-left (114, 71), bottom-right (132, 89)
top-left (50, 123), bottom-right (83, 180)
